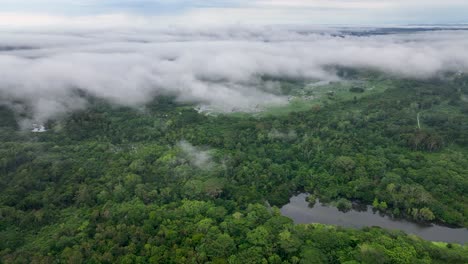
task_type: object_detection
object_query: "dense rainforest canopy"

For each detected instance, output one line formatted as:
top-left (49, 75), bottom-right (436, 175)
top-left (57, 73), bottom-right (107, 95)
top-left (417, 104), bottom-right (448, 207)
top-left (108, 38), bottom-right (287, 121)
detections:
top-left (0, 71), bottom-right (467, 263)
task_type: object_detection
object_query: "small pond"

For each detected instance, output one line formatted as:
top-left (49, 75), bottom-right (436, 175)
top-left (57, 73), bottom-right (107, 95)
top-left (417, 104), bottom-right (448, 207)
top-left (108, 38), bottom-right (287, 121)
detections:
top-left (281, 193), bottom-right (468, 244)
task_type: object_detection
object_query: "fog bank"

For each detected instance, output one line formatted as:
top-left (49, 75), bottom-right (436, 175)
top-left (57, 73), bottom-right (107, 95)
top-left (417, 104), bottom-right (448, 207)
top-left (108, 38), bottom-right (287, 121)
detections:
top-left (1, 26), bottom-right (468, 124)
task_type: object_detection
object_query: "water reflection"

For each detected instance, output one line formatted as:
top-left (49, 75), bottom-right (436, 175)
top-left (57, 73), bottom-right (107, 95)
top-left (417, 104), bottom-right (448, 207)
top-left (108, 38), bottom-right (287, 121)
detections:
top-left (281, 193), bottom-right (467, 244)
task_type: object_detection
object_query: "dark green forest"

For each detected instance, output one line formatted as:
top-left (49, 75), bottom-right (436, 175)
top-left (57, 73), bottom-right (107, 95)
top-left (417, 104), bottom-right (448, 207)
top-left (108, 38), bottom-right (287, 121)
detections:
top-left (1, 72), bottom-right (467, 263)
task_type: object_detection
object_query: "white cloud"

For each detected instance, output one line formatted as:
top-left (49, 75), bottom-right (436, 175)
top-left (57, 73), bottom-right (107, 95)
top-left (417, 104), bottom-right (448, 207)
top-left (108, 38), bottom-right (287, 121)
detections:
top-left (1, 25), bottom-right (468, 125)
top-left (178, 140), bottom-right (213, 169)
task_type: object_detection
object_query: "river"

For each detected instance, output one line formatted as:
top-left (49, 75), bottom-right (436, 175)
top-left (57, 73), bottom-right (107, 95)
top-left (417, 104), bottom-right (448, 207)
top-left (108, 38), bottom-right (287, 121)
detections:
top-left (281, 193), bottom-right (468, 244)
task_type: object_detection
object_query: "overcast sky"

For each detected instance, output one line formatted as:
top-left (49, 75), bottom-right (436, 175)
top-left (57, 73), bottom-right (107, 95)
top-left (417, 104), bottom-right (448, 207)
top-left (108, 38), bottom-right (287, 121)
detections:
top-left (1, 0), bottom-right (468, 26)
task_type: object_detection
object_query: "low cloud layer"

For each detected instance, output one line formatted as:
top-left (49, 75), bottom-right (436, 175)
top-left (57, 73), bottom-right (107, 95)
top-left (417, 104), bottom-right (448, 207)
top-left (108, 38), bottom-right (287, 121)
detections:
top-left (1, 25), bottom-right (468, 125)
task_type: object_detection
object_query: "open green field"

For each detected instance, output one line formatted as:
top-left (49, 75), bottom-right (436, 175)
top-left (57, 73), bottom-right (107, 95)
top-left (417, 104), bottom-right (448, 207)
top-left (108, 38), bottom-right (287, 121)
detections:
top-left (257, 74), bottom-right (394, 117)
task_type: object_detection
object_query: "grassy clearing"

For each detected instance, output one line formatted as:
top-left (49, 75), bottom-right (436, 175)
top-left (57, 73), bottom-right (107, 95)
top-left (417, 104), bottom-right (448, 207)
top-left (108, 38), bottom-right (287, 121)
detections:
top-left (258, 78), bottom-right (392, 117)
